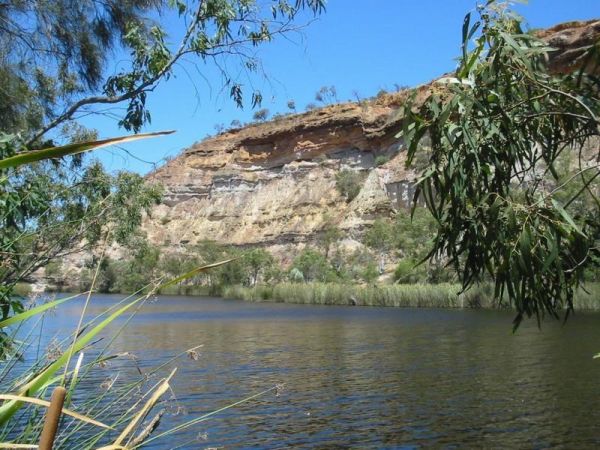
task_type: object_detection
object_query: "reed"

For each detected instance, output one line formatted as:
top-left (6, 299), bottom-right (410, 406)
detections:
top-left (157, 284), bottom-right (212, 296)
top-left (572, 283), bottom-right (600, 310)
top-left (0, 259), bottom-right (274, 449)
top-left (223, 282), bottom-right (600, 310)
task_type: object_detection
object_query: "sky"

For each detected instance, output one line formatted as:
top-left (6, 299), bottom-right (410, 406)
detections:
top-left (86, 0), bottom-right (600, 174)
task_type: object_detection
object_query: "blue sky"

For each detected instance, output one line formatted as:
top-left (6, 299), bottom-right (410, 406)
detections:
top-left (87, 0), bottom-right (599, 174)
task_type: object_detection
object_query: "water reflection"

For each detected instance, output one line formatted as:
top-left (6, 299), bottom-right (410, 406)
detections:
top-left (24, 295), bottom-right (600, 448)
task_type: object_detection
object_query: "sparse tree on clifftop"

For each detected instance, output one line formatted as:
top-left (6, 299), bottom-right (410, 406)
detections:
top-left (253, 108), bottom-right (270, 122)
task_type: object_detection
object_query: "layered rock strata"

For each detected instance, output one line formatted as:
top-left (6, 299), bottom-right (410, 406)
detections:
top-left (143, 19), bottom-right (599, 262)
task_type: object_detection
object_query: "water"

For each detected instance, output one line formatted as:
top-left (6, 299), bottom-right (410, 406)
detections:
top-left (15, 295), bottom-right (600, 448)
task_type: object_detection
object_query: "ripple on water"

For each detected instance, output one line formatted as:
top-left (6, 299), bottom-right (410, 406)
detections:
top-left (14, 295), bottom-right (600, 449)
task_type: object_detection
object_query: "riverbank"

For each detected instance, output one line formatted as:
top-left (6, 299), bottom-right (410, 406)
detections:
top-left (32, 281), bottom-right (600, 310)
top-left (221, 282), bottom-right (600, 310)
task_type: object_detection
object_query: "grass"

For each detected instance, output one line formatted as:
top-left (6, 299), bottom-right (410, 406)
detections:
top-left (157, 284), bottom-right (212, 296)
top-left (222, 282), bottom-right (600, 310)
top-left (222, 282), bottom-right (498, 308)
top-left (0, 259), bottom-right (274, 449)
top-left (26, 278), bottom-right (600, 311)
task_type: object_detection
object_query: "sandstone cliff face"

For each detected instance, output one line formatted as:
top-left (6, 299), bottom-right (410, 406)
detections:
top-left (143, 19), bottom-right (599, 262)
top-left (145, 98), bottom-right (415, 261)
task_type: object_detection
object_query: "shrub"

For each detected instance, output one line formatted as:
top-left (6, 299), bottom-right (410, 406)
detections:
top-left (364, 219), bottom-right (394, 253)
top-left (315, 85), bottom-right (338, 104)
top-left (291, 248), bottom-right (336, 282)
top-left (252, 108), bottom-right (269, 122)
top-left (12, 282), bottom-right (31, 297)
top-left (242, 248), bottom-right (275, 285)
top-left (374, 155), bottom-right (389, 167)
top-left (44, 261), bottom-right (63, 278)
top-left (360, 262), bottom-right (380, 283)
top-left (335, 170), bottom-right (362, 202)
top-left (394, 258), bottom-right (426, 283)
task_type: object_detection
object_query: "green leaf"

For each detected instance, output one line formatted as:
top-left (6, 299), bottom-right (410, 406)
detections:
top-left (462, 12), bottom-right (471, 61)
top-left (0, 131), bottom-right (175, 170)
top-left (0, 259), bottom-right (231, 425)
top-left (551, 199), bottom-right (586, 237)
top-left (542, 234), bottom-right (559, 272)
top-left (0, 293), bottom-right (84, 328)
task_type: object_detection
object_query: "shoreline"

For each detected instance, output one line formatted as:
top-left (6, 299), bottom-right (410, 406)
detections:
top-left (223, 283), bottom-right (600, 310)
top-left (37, 281), bottom-right (600, 311)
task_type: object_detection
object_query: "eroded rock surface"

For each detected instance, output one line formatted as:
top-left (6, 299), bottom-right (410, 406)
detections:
top-left (142, 19), bottom-right (599, 261)
top-left (145, 99), bottom-right (415, 261)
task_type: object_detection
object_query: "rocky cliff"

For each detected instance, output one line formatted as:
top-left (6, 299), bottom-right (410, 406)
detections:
top-left (144, 95), bottom-right (414, 261)
top-left (143, 19), bottom-right (600, 263)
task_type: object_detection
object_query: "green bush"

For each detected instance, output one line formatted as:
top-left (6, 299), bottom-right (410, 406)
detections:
top-left (360, 261), bottom-right (380, 283)
top-left (12, 282), bottom-right (32, 297)
top-left (374, 155), bottom-right (389, 166)
top-left (291, 248), bottom-right (336, 282)
top-left (335, 170), bottom-right (362, 202)
top-left (394, 259), bottom-right (423, 283)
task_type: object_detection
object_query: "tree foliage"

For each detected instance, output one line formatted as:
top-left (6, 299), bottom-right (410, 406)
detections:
top-left (243, 248), bottom-right (275, 285)
top-left (402, 3), bottom-right (600, 327)
top-left (0, 135), bottom-right (163, 320)
top-left (252, 108), bottom-right (270, 122)
top-left (315, 85), bottom-right (338, 104)
top-left (1, 0), bottom-right (325, 145)
top-left (0, 0), bottom-right (326, 322)
top-left (0, 0), bottom-right (161, 137)
top-left (291, 248), bottom-right (335, 282)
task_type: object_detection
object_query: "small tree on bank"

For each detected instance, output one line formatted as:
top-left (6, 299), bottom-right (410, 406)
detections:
top-left (364, 219), bottom-right (394, 274)
top-left (243, 248), bottom-right (275, 286)
top-left (291, 248), bottom-right (334, 282)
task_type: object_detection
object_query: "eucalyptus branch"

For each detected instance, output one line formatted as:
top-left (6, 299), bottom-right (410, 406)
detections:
top-left (24, 6), bottom-right (312, 146)
top-left (25, 2), bottom-right (205, 146)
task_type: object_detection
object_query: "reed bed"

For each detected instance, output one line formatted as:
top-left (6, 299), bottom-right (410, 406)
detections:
top-left (223, 282), bottom-right (600, 310)
top-left (572, 283), bottom-right (600, 310)
top-left (157, 284), bottom-right (212, 296)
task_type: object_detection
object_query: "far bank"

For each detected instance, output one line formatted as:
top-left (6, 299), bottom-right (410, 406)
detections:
top-left (29, 281), bottom-right (600, 311)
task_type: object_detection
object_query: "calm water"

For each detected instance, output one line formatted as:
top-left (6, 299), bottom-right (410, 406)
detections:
top-left (20, 295), bottom-right (600, 448)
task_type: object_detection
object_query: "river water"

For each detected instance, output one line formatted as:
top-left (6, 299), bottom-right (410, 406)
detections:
top-left (19, 294), bottom-right (600, 448)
